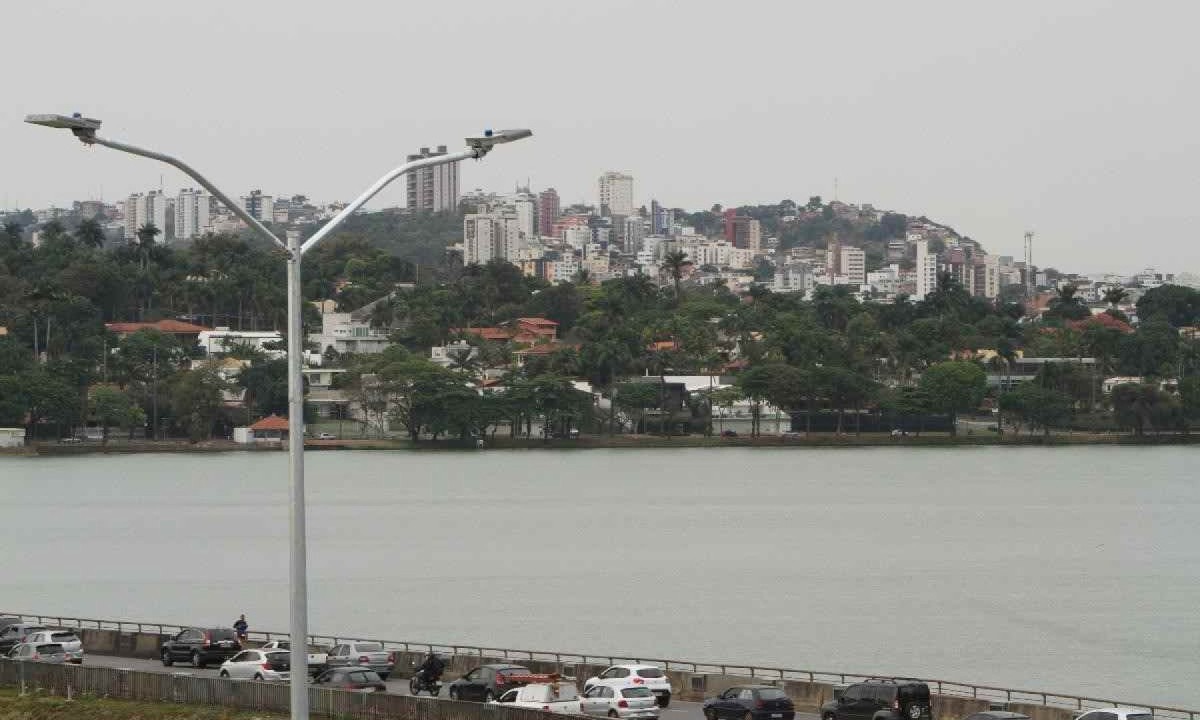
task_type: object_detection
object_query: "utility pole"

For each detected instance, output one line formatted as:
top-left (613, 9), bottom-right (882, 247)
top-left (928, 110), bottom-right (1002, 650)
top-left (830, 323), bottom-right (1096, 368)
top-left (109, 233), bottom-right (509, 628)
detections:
top-left (1024, 231), bottom-right (1035, 297)
top-left (152, 346), bottom-right (159, 441)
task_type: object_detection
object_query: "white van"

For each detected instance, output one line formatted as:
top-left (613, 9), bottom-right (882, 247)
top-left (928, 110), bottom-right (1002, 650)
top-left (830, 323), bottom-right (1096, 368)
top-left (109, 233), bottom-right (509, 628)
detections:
top-left (493, 682), bottom-right (582, 714)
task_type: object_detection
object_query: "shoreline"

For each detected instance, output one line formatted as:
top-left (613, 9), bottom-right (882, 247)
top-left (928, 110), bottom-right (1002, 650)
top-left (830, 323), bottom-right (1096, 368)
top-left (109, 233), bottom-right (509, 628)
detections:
top-left (3, 432), bottom-right (1198, 455)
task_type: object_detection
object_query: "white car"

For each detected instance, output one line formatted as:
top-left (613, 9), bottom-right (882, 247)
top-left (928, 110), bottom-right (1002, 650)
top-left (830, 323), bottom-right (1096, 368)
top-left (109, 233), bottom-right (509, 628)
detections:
top-left (218, 649), bottom-right (291, 682)
top-left (1077, 709), bottom-right (1155, 720)
top-left (492, 682), bottom-right (582, 714)
top-left (259, 640), bottom-right (328, 675)
top-left (581, 684), bottom-right (661, 719)
top-left (585, 665), bottom-right (673, 708)
top-left (23, 630), bottom-right (83, 664)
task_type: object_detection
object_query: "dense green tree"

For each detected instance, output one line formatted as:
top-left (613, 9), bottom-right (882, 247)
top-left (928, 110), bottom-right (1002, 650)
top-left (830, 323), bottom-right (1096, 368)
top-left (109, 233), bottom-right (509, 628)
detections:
top-left (89, 385), bottom-right (138, 445)
top-left (169, 366), bottom-right (227, 442)
top-left (1000, 383), bottom-right (1072, 437)
top-left (918, 361), bottom-right (986, 435)
top-left (1136, 284), bottom-right (1200, 327)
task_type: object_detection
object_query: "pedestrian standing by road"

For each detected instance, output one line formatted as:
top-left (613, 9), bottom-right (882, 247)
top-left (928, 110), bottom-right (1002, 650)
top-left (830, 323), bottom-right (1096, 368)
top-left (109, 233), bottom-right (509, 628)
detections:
top-left (233, 614), bottom-right (248, 642)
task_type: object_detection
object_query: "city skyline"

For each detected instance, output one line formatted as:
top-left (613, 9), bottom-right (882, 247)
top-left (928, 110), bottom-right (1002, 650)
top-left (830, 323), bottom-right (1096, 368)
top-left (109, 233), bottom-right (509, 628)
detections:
top-left (3, 1), bottom-right (1198, 274)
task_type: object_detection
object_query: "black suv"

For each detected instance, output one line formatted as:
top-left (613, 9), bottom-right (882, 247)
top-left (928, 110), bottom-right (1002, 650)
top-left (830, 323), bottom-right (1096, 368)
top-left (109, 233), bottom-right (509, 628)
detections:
top-left (160, 627), bottom-right (241, 668)
top-left (821, 680), bottom-right (932, 720)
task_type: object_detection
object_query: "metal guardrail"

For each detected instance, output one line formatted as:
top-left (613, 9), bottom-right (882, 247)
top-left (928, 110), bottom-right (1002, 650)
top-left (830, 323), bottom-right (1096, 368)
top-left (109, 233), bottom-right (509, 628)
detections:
top-left (0, 659), bottom-right (558, 720)
top-left (2, 611), bottom-right (1195, 720)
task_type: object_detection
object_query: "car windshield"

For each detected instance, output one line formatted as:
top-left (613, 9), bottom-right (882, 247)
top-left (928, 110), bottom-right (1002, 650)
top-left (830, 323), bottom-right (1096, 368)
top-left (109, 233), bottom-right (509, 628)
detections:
top-left (1128, 715), bottom-right (1153, 720)
top-left (355, 642), bottom-right (383, 652)
top-left (51, 633), bottom-right (78, 642)
top-left (499, 667), bottom-right (531, 676)
top-left (265, 651), bottom-right (289, 662)
top-left (37, 644), bottom-right (64, 653)
top-left (208, 629), bottom-right (236, 640)
top-left (636, 668), bottom-right (664, 678)
top-left (353, 670), bottom-right (382, 682)
top-left (756, 689), bottom-right (788, 700)
top-left (622, 687), bottom-right (654, 698)
top-left (274, 641), bottom-right (291, 649)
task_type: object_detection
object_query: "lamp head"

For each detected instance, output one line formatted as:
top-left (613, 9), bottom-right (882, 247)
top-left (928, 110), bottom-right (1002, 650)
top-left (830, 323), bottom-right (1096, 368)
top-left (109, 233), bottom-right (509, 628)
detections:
top-left (24, 113), bottom-right (102, 143)
top-left (465, 128), bottom-right (533, 157)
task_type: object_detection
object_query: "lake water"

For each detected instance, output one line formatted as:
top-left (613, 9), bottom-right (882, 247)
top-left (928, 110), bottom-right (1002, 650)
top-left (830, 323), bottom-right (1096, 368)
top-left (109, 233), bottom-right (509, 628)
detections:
top-left (1, 447), bottom-right (1197, 708)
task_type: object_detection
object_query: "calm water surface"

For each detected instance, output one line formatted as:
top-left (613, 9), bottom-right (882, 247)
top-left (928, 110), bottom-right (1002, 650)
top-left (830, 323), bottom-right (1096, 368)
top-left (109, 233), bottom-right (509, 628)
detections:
top-left (1, 447), bottom-right (1197, 707)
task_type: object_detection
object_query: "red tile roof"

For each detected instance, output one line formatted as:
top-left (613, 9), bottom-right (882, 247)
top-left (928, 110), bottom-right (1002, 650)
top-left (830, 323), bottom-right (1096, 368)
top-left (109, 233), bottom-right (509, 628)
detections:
top-left (1070, 313), bottom-right (1134, 334)
top-left (517, 317), bottom-right (558, 327)
top-left (249, 414), bottom-right (290, 431)
top-left (106, 319), bottom-right (212, 335)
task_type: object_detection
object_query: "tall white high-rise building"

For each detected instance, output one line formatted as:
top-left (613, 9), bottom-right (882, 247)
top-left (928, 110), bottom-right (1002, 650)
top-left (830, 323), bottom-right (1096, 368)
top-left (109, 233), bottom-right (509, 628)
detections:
top-left (512, 193), bottom-right (536, 243)
top-left (598, 171), bottom-right (634, 217)
top-left (407, 146), bottom-right (459, 212)
top-left (463, 213), bottom-right (523, 265)
top-left (175, 189), bottom-right (210, 241)
top-left (915, 240), bottom-right (939, 300)
top-left (124, 191), bottom-right (170, 243)
top-left (240, 190), bottom-right (274, 222)
top-left (840, 247), bottom-right (866, 285)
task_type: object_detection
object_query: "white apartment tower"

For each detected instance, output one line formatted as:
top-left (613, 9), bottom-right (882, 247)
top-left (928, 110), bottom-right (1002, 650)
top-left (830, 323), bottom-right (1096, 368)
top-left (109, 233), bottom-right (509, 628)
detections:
top-left (240, 190), bottom-right (274, 222)
top-left (598, 172), bottom-right (634, 217)
top-left (841, 247), bottom-right (866, 285)
top-left (915, 239), bottom-right (939, 300)
top-left (407, 146), bottom-right (459, 212)
top-left (124, 191), bottom-right (170, 243)
top-left (463, 213), bottom-right (524, 265)
top-left (512, 193), bottom-right (536, 243)
top-left (175, 189), bottom-right (210, 241)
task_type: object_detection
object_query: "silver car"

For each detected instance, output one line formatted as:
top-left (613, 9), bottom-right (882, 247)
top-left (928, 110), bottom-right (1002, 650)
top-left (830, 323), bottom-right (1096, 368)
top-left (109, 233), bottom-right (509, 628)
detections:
top-left (24, 630), bottom-right (84, 664)
top-left (326, 641), bottom-right (394, 680)
top-left (9, 642), bottom-right (68, 664)
top-left (218, 649), bottom-right (291, 682)
top-left (581, 685), bottom-right (661, 719)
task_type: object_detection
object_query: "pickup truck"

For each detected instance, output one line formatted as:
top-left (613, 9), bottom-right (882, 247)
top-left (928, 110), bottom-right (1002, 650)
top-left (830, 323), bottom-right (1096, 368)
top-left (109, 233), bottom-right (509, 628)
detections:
top-left (259, 640), bottom-right (328, 676)
top-left (492, 682), bottom-right (582, 714)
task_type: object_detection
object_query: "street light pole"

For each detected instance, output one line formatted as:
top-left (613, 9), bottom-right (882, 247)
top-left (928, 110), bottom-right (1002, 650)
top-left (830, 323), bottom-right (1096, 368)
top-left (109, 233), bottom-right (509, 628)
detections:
top-left (26, 113), bottom-right (531, 720)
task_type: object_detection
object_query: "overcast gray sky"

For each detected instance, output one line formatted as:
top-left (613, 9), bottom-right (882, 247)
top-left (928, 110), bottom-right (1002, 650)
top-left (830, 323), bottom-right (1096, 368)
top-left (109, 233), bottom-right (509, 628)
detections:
top-left (3, 0), bottom-right (1197, 274)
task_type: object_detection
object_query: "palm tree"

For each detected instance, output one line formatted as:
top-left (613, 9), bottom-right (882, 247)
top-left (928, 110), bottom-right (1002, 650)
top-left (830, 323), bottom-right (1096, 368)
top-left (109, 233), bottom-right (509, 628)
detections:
top-left (75, 218), bottom-right (106, 249)
top-left (134, 223), bottom-right (161, 270)
top-left (572, 268), bottom-right (593, 285)
top-left (663, 250), bottom-right (688, 298)
top-left (1103, 285), bottom-right (1128, 309)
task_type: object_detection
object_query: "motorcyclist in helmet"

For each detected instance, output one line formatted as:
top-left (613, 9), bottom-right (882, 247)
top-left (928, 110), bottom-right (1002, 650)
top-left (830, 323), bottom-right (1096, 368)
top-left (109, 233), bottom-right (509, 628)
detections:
top-left (418, 652), bottom-right (445, 685)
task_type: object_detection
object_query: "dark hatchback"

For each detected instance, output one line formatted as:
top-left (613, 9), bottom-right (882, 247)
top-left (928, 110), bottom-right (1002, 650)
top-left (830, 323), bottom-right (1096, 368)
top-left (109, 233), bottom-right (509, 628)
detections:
top-left (821, 681), bottom-right (933, 720)
top-left (704, 685), bottom-right (796, 720)
top-left (313, 667), bottom-right (387, 692)
top-left (448, 664), bottom-right (533, 702)
top-left (160, 627), bottom-right (241, 668)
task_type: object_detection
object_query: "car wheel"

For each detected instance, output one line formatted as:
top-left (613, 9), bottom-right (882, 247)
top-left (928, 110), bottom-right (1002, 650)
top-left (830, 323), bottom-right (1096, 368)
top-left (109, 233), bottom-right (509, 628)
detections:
top-left (660, 696), bottom-right (671, 709)
top-left (254, 673), bottom-right (263, 681)
top-left (485, 690), bottom-right (496, 702)
top-left (705, 710), bottom-right (718, 720)
top-left (161, 650), bottom-right (174, 667)
top-left (824, 714), bottom-right (836, 720)
top-left (450, 687), bottom-right (459, 700)
top-left (433, 686), bottom-right (441, 697)
top-left (379, 672), bottom-right (390, 681)
top-left (744, 712), bottom-right (753, 720)
top-left (609, 711), bottom-right (619, 718)
top-left (192, 651), bottom-right (204, 669)
top-left (219, 670), bottom-right (230, 678)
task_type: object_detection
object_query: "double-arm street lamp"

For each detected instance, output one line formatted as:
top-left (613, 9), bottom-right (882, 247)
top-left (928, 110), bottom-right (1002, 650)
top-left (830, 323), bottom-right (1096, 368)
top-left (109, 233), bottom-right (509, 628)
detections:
top-left (26, 112), bottom-right (531, 720)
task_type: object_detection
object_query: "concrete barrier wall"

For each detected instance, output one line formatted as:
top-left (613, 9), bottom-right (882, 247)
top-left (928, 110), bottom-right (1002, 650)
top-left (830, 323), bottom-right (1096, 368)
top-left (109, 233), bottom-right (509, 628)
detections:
top-left (932, 695), bottom-right (993, 720)
top-left (1009, 702), bottom-right (1080, 720)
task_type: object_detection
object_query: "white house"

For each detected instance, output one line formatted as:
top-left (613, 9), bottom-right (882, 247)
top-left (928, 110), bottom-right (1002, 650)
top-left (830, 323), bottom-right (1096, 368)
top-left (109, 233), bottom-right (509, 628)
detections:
top-left (198, 327), bottom-right (285, 359)
top-left (308, 312), bottom-right (391, 356)
top-left (0, 427), bottom-right (26, 448)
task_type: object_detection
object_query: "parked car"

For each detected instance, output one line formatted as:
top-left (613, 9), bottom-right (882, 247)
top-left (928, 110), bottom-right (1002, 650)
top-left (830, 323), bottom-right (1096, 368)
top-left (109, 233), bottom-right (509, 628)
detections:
top-left (0, 624), bottom-right (47, 654)
top-left (448, 664), bottom-right (533, 702)
top-left (312, 667), bottom-right (387, 692)
top-left (325, 641), bottom-right (394, 680)
top-left (820, 680), bottom-right (932, 720)
top-left (705, 685), bottom-right (795, 720)
top-left (160, 627), bottom-right (242, 668)
top-left (585, 665), bottom-right (674, 707)
top-left (218, 649), bottom-right (291, 682)
top-left (23, 630), bottom-right (83, 664)
top-left (580, 684), bottom-right (661, 719)
top-left (964, 713), bottom-right (1031, 720)
top-left (316, 432), bottom-right (336, 440)
top-left (9, 642), bottom-right (67, 664)
top-left (493, 681), bottom-right (582, 714)
top-left (259, 640), bottom-right (328, 676)
top-left (1076, 709), bottom-right (1155, 720)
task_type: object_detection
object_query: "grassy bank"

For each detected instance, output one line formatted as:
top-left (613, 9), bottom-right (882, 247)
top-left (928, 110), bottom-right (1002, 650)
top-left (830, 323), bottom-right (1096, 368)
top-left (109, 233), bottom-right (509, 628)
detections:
top-left (4, 431), bottom-right (1199, 456)
top-left (0, 689), bottom-right (281, 720)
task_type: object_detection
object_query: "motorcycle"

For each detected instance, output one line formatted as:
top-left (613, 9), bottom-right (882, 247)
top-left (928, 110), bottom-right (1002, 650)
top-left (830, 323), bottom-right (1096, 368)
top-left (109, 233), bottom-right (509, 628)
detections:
top-left (409, 667), bottom-right (443, 697)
